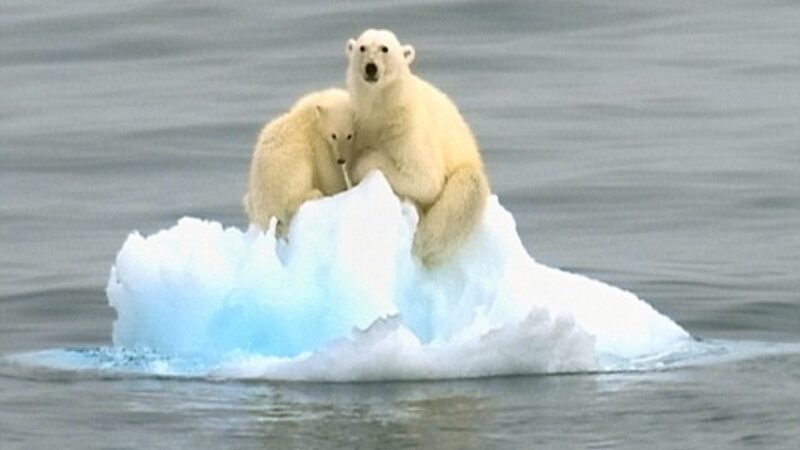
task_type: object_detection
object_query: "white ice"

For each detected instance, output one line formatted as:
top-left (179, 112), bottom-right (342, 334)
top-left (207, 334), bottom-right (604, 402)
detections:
top-left (105, 172), bottom-right (691, 381)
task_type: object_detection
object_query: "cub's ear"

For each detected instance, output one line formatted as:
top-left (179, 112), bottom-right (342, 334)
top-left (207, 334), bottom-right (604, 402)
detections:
top-left (346, 38), bottom-right (356, 56)
top-left (402, 45), bottom-right (415, 64)
top-left (316, 105), bottom-right (326, 118)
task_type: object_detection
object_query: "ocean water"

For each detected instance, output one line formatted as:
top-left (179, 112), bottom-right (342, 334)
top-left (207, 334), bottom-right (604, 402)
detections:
top-left (1, 1), bottom-right (799, 449)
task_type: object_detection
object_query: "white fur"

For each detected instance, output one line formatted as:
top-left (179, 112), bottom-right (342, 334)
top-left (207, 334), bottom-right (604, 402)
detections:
top-left (345, 29), bottom-right (490, 265)
top-left (244, 88), bottom-right (354, 236)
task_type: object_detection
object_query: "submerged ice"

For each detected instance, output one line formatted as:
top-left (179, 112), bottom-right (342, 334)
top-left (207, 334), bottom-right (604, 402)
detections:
top-left (105, 172), bottom-right (690, 381)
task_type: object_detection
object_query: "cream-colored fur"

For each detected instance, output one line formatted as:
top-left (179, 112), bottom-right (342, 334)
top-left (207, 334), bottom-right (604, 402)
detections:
top-left (244, 88), bottom-right (354, 236)
top-left (345, 29), bottom-right (490, 265)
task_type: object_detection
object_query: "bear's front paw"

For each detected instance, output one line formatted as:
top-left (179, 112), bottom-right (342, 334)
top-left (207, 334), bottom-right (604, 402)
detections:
top-left (412, 229), bottom-right (446, 267)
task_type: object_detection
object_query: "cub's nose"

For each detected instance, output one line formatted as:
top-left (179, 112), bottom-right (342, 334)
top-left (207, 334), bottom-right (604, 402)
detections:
top-left (337, 158), bottom-right (346, 165)
top-left (365, 62), bottom-right (378, 78)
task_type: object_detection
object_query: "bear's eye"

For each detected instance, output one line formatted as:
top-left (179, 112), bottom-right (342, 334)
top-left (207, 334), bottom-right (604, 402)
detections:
top-left (331, 133), bottom-right (337, 140)
top-left (359, 45), bottom-right (365, 52)
top-left (347, 134), bottom-right (352, 140)
top-left (381, 45), bottom-right (388, 53)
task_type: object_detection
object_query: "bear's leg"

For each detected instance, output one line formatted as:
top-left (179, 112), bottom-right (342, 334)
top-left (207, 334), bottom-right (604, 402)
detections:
top-left (351, 149), bottom-right (394, 184)
top-left (280, 188), bottom-right (323, 233)
top-left (287, 189), bottom-right (324, 216)
top-left (412, 165), bottom-right (489, 266)
top-left (274, 189), bottom-right (323, 238)
top-left (352, 148), bottom-right (443, 206)
top-left (243, 187), bottom-right (276, 230)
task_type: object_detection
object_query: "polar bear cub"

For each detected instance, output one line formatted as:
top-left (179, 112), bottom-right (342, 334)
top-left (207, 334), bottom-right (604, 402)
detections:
top-left (345, 29), bottom-right (490, 265)
top-left (244, 88), bottom-right (354, 236)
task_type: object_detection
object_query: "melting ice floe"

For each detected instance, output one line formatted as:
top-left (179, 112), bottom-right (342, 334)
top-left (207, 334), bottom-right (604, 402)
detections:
top-left (11, 172), bottom-right (699, 381)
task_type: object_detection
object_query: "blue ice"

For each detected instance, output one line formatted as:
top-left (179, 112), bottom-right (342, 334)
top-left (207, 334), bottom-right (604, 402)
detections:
top-left (99, 172), bottom-right (693, 381)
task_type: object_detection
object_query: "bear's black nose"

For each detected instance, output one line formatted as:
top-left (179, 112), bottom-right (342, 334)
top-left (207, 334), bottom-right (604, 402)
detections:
top-left (365, 62), bottom-right (378, 78)
top-left (337, 158), bottom-right (346, 165)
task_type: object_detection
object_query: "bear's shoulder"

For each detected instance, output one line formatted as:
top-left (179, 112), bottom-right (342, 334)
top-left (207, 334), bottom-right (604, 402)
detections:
top-left (262, 88), bottom-right (345, 139)
top-left (293, 88), bottom-right (349, 113)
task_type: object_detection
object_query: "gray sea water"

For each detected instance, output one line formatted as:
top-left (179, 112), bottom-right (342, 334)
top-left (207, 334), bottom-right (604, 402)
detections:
top-left (2, 1), bottom-right (799, 448)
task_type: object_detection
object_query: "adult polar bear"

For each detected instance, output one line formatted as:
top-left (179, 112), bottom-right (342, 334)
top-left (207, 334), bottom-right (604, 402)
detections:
top-left (346, 29), bottom-right (490, 266)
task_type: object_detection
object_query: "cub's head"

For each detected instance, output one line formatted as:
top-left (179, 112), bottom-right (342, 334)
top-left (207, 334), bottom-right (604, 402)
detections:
top-left (346, 29), bottom-right (415, 88)
top-left (315, 90), bottom-right (354, 165)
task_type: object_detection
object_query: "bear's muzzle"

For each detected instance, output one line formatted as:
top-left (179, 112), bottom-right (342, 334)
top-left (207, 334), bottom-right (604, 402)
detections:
top-left (364, 62), bottom-right (378, 82)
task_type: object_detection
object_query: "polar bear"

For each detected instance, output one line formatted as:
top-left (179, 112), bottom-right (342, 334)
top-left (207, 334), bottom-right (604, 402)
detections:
top-left (244, 88), bottom-right (354, 236)
top-left (345, 29), bottom-right (490, 266)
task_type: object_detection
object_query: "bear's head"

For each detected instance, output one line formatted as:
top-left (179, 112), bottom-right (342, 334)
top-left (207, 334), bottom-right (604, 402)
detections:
top-left (346, 29), bottom-right (415, 88)
top-left (315, 92), bottom-right (355, 166)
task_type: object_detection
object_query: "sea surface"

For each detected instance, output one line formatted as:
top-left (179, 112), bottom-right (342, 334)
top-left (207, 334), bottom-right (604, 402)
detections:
top-left (2, 1), bottom-right (799, 449)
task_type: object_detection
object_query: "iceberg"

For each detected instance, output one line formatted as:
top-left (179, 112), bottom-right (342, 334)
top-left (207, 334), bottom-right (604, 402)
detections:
top-left (103, 172), bottom-right (691, 381)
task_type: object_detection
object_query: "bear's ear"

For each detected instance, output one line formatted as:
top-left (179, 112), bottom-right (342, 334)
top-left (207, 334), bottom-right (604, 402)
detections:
top-left (316, 105), bottom-right (326, 118)
top-left (402, 45), bottom-right (415, 64)
top-left (346, 38), bottom-right (356, 56)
